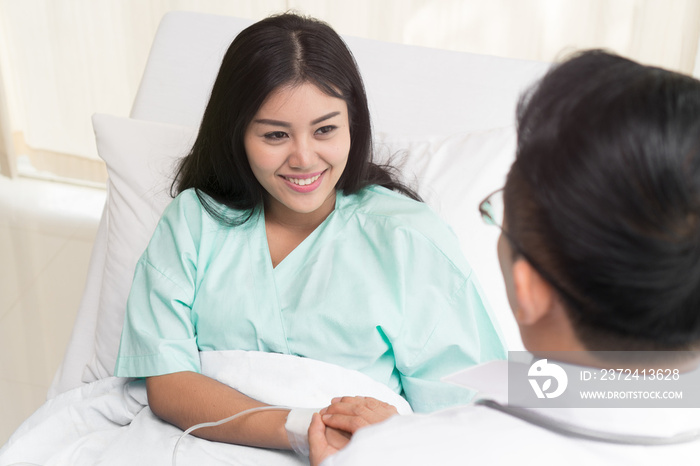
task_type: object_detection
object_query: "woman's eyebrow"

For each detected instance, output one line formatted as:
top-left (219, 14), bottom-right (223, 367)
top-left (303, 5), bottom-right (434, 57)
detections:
top-left (253, 111), bottom-right (341, 128)
top-left (311, 111), bottom-right (340, 125)
top-left (252, 118), bottom-right (291, 127)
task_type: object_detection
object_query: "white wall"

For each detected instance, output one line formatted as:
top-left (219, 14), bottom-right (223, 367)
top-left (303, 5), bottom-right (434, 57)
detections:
top-left (0, 0), bottom-right (698, 165)
top-left (0, 176), bottom-right (105, 445)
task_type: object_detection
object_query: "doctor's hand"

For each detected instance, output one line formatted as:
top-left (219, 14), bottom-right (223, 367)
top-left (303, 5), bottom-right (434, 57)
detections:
top-left (308, 412), bottom-right (349, 466)
top-left (319, 396), bottom-right (399, 434)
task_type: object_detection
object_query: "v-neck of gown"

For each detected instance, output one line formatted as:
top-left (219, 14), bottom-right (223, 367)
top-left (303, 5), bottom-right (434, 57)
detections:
top-left (244, 191), bottom-right (344, 354)
top-left (260, 191), bottom-right (341, 275)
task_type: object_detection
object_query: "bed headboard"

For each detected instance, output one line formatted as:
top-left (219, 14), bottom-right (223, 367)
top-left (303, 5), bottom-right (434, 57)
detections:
top-left (130, 11), bottom-right (547, 137)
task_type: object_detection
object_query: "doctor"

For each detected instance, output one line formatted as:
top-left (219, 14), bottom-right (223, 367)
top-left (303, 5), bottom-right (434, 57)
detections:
top-left (308, 49), bottom-right (700, 465)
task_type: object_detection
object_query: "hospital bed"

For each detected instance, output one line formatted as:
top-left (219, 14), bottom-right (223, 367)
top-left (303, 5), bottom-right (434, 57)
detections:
top-left (0, 10), bottom-right (549, 465)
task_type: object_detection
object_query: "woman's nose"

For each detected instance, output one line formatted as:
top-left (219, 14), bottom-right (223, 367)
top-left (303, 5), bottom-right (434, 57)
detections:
top-left (288, 137), bottom-right (316, 168)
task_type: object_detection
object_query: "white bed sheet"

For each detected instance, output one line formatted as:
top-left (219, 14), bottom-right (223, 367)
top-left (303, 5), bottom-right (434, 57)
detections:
top-left (2, 351), bottom-right (412, 466)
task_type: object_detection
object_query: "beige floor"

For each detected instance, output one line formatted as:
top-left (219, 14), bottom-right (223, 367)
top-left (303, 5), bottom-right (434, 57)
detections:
top-left (0, 174), bottom-right (105, 446)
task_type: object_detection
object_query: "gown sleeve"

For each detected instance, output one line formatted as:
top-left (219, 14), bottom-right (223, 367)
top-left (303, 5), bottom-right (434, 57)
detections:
top-left (114, 191), bottom-right (204, 377)
top-left (389, 224), bottom-right (506, 413)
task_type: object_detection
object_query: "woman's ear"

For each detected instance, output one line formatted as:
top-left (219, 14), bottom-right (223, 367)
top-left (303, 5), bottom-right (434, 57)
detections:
top-left (511, 259), bottom-right (555, 326)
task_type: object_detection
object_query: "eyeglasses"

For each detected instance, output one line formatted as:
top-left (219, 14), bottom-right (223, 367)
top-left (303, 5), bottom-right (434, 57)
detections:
top-left (479, 188), bottom-right (506, 229)
top-left (479, 188), bottom-right (587, 314)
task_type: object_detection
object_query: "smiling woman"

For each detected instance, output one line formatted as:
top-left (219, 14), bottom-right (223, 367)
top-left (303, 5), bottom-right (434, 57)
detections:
top-left (112, 12), bottom-right (506, 457)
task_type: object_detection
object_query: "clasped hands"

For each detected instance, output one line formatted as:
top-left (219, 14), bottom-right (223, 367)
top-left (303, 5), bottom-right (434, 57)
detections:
top-left (308, 396), bottom-right (398, 466)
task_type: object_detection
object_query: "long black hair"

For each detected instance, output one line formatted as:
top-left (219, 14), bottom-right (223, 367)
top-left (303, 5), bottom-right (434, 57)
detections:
top-left (505, 50), bottom-right (700, 350)
top-left (172, 13), bottom-right (419, 224)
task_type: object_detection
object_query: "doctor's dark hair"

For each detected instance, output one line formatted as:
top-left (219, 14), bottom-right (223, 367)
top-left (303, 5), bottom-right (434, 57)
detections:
top-left (172, 13), bottom-right (419, 223)
top-left (504, 50), bottom-right (700, 351)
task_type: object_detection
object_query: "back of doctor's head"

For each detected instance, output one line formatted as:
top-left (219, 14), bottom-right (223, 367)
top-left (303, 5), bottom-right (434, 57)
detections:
top-left (172, 12), bottom-right (387, 222)
top-left (504, 49), bottom-right (700, 351)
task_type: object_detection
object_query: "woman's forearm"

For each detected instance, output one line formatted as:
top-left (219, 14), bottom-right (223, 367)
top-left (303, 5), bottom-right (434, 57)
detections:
top-left (146, 371), bottom-right (292, 449)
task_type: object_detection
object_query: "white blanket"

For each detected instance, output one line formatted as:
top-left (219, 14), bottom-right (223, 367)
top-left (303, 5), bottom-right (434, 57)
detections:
top-left (0, 351), bottom-right (412, 466)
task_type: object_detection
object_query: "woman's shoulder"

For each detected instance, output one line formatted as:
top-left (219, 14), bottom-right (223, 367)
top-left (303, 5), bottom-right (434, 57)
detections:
top-left (167, 187), bottom-right (203, 211)
top-left (158, 188), bottom-right (209, 226)
top-left (345, 185), bottom-right (431, 216)
top-left (166, 188), bottom-right (256, 226)
top-left (342, 186), bottom-right (471, 272)
top-left (345, 185), bottom-right (446, 231)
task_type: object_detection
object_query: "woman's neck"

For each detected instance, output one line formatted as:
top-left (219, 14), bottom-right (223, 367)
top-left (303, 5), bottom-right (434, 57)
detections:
top-left (263, 191), bottom-right (337, 232)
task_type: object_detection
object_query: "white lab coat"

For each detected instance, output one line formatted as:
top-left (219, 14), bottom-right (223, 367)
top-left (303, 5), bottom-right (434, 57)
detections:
top-left (322, 361), bottom-right (700, 466)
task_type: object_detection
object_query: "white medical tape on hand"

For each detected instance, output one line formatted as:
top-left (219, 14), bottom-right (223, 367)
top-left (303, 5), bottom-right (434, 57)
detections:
top-left (285, 408), bottom-right (318, 456)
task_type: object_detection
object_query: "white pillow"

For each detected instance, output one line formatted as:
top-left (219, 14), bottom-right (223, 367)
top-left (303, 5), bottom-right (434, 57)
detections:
top-left (375, 127), bottom-right (522, 351)
top-left (86, 114), bottom-right (197, 380)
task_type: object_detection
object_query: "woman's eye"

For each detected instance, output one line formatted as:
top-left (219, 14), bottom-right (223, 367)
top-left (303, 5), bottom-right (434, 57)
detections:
top-left (264, 131), bottom-right (288, 140)
top-left (315, 125), bottom-right (336, 136)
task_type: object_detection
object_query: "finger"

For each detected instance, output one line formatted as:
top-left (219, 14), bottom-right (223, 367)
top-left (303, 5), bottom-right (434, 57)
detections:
top-left (308, 413), bottom-right (328, 447)
top-left (322, 413), bottom-right (370, 434)
top-left (332, 395), bottom-right (365, 404)
top-left (324, 426), bottom-right (352, 450)
top-left (308, 413), bottom-right (332, 466)
top-left (322, 398), bottom-right (363, 414)
top-left (362, 397), bottom-right (391, 409)
top-left (330, 396), bottom-right (390, 410)
top-left (324, 399), bottom-right (393, 416)
top-left (322, 401), bottom-right (361, 416)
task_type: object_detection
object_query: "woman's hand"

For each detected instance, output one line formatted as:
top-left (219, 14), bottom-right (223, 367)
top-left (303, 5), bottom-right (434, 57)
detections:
top-left (319, 396), bottom-right (398, 434)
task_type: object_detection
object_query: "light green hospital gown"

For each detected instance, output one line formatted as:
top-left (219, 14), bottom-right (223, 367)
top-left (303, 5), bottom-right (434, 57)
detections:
top-left (114, 185), bottom-right (505, 413)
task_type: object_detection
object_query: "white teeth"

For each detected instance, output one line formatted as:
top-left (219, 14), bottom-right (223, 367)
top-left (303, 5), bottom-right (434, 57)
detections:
top-left (285, 174), bottom-right (321, 186)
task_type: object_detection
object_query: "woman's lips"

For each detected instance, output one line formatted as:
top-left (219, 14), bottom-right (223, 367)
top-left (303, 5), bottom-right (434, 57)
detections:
top-left (280, 170), bottom-right (326, 193)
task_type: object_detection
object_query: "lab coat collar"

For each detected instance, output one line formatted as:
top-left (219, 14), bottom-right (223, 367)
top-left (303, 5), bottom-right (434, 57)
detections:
top-left (442, 359), bottom-right (510, 403)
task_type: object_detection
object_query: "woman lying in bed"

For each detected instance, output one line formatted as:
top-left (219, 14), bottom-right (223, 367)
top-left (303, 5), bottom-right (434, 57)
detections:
top-left (113, 12), bottom-right (505, 455)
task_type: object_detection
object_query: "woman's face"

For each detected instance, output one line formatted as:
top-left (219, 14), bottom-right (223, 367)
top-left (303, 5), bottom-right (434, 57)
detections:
top-left (244, 82), bottom-right (351, 222)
